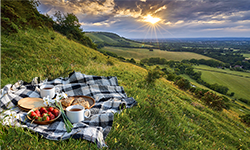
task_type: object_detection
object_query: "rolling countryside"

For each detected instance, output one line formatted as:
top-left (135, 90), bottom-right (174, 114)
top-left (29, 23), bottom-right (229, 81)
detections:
top-left (1, 1), bottom-right (250, 150)
top-left (101, 46), bottom-right (214, 61)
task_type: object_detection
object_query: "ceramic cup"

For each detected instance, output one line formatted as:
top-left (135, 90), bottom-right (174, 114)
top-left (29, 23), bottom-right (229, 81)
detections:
top-left (40, 85), bottom-right (57, 98)
top-left (66, 105), bottom-right (91, 123)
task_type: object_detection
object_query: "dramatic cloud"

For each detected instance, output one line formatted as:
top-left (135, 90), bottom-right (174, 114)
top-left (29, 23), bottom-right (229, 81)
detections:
top-left (37, 0), bottom-right (250, 38)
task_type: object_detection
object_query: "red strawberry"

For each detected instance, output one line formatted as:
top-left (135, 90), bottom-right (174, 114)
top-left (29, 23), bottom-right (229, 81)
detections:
top-left (43, 116), bottom-right (50, 121)
top-left (49, 113), bottom-right (55, 120)
top-left (41, 113), bottom-right (48, 117)
top-left (35, 110), bottom-right (41, 117)
top-left (47, 107), bottom-right (54, 112)
top-left (37, 117), bottom-right (42, 121)
top-left (35, 109), bottom-right (40, 114)
top-left (40, 107), bottom-right (48, 113)
top-left (52, 109), bottom-right (59, 117)
top-left (30, 111), bottom-right (37, 119)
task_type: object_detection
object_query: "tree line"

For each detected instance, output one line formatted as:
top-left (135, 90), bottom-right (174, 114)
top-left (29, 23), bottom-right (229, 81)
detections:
top-left (140, 57), bottom-right (231, 95)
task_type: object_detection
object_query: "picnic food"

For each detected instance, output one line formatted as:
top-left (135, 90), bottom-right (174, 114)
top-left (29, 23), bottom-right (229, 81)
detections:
top-left (61, 96), bottom-right (91, 109)
top-left (61, 97), bottom-right (75, 107)
top-left (72, 97), bottom-right (90, 109)
top-left (27, 106), bottom-right (61, 124)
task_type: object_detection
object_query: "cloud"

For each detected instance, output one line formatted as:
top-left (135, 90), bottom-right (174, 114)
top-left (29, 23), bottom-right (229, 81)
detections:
top-left (37, 0), bottom-right (250, 38)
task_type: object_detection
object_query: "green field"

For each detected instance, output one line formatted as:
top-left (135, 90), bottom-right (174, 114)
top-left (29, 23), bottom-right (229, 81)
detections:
top-left (243, 53), bottom-right (250, 59)
top-left (194, 65), bottom-right (250, 100)
top-left (102, 46), bottom-right (214, 61)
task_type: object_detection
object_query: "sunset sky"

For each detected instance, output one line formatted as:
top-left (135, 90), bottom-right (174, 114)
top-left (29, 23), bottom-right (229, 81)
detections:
top-left (37, 0), bottom-right (250, 39)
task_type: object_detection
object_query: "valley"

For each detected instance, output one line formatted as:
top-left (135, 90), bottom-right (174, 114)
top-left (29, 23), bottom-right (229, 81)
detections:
top-left (1, 1), bottom-right (250, 149)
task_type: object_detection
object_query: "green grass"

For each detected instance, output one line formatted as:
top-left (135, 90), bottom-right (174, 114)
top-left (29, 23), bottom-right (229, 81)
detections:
top-left (194, 65), bottom-right (250, 100)
top-left (243, 53), bottom-right (250, 59)
top-left (85, 32), bottom-right (119, 44)
top-left (1, 28), bottom-right (250, 149)
top-left (101, 46), bottom-right (215, 61)
top-left (85, 32), bottom-right (152, 47)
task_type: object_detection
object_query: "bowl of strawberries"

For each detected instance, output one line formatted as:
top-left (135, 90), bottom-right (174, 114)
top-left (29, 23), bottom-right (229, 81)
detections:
top-left (27, 106), bottom-right (61, 125)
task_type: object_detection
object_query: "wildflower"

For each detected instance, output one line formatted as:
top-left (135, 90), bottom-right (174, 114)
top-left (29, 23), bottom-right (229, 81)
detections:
top-left (43, 95), bottom-right (52, 106)
top-left (55, 92), bottom-right (68, 101)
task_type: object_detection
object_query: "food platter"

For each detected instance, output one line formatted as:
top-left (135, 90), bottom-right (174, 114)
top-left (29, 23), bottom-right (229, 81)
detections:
top-left (18, 97), bottom-right (45, 112)
top-left (61, 96), bottom-right (95, 110)
top-left (26, 106), bottom-right (61, 125)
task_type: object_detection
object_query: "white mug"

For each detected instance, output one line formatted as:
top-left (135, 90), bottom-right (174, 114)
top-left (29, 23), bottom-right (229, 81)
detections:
top-left (40, 85), bottom-right (57, 98)
top-left (66, 105), bottom-right (91, 123)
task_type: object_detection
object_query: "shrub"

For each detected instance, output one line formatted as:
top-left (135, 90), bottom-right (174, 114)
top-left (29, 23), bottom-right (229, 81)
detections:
top-left (146, 67), bottom-right (163, 84)
top-left (189, 87), bottom-right (196, 93)
top-left (239, 98), bottom-right (250, 105)
top-left (174, 78), bottom-right (191, 90)
top-left (201, 91), bottom-right (229, 111)
top-left (129, 58), bottom-right (136, 64)
top-left (166, 73), bottom-right (176, 81)
top-left (107, 60), bottom-right (114, 66)
top-left (239, 114), bottom-right (250, 126)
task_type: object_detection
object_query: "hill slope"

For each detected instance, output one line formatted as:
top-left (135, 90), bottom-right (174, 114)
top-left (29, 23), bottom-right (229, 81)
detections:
top-left (1, 28), bottom-right (250, 150)
top-left (85, 32), bottom-right (152, 47)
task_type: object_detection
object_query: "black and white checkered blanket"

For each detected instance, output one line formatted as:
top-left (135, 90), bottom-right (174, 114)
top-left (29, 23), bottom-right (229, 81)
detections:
top-left (0, 72), bottom-right (137, 148)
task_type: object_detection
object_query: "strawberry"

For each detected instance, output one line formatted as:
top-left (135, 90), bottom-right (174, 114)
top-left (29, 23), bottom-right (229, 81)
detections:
top-left (40, 107), bottom-right (48, 114)
top-left (37, 117), bottom-right (42, 121)
top-left (35, 110), bottom-right (41, 117)
top-left (52, 109), bottom-right (59, 117)
top-left (49, 113), bottom-right (55, 120)
top-left (41, 113), bottom-right (48, 117)
top-left (43, 116), bottom-right (50, 121)
top-left (47, 107), bottom-right (54, 112)
top-left (30, 111), bottom-right (37, 119)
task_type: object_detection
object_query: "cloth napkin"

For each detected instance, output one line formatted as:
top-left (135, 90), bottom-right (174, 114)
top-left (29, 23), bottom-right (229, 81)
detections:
top-left (0, 72), bottom-right (137, 148)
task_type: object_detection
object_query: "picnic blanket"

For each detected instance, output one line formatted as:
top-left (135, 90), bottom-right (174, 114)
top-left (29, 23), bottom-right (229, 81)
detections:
top-left (0, 72), bottom-right (137, 148)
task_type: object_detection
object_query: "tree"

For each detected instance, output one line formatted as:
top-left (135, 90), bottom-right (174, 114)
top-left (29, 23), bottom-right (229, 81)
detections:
top-left (129, 58), bottom-right (136, 64)
top-left (53, 11), bottom-right (96, 49)
top-left (149, 48), bottom-right (154, 51)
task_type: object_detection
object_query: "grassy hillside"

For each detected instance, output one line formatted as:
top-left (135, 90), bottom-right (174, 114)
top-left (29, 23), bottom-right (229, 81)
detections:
top-left (101, 46), bottom-right (215, 61)
top-left (194, 65), bottom-right (250, 100)
top-left (1, 27), bottom-right (250, 149)
top-left (85, 32), bottom-right (152, 47)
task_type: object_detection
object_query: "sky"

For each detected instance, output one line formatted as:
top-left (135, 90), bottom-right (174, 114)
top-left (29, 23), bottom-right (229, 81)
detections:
top-left (37, 0), bottom-right (250, 39)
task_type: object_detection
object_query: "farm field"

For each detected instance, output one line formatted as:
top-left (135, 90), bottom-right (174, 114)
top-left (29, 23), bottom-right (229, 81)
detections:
top-left (194, 65), bottom-right (250, 100)
top-left (102, 46), bottom-right (214, 61)
top-left (243, 53), bottom-right (250, 59)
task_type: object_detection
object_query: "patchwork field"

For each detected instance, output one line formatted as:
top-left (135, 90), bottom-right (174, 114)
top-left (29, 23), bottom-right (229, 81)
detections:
top-left (194, 65), bottom-right (250, 100)
top-left (102, 46), bottom-right (215, 61)
top-left (243, 53), bottom-right (250, 59)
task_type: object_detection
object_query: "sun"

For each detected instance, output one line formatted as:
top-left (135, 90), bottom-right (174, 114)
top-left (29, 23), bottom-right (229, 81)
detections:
top-left (143, 15), bottom-right (161, 24)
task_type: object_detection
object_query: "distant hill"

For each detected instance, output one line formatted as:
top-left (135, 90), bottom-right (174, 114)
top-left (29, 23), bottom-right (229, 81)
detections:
top-left (85, 32), bottom-right (152, 48)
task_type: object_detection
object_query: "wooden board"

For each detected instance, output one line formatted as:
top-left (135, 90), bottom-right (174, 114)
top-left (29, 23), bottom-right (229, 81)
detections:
top-left (18, 97), bottom-right (45, 111)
